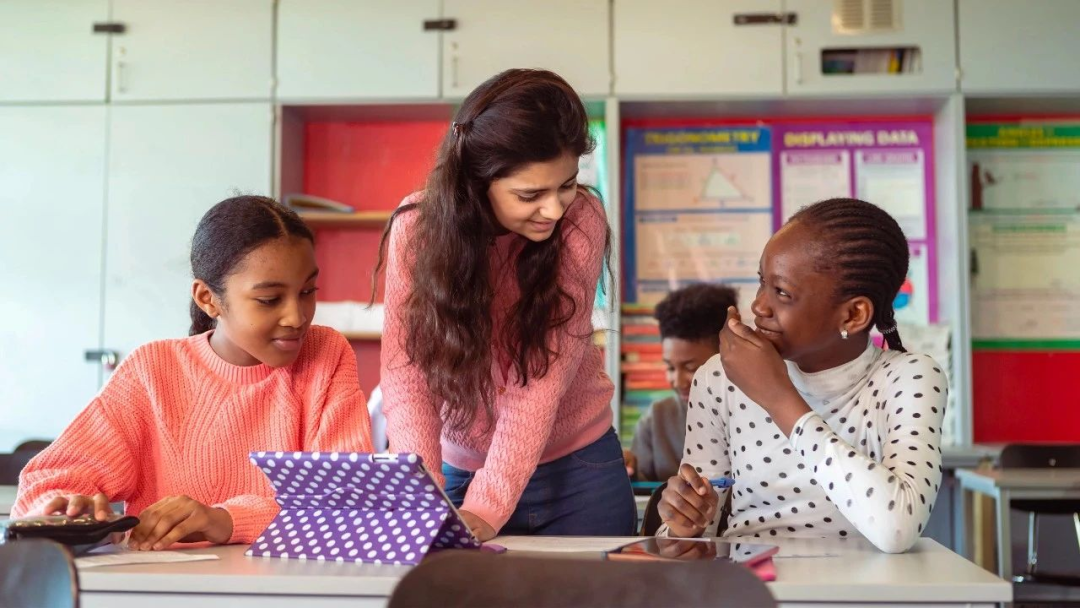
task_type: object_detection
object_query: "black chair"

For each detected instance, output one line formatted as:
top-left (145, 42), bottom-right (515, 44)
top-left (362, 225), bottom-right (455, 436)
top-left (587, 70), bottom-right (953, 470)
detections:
top-left (388, 549), bottom-right (776, 608)
top-left (0, 539), bottom-right (80, 608)
top-left (14, 440), bottom-right (52, 454)
top-left (0, 450), bottom-right (41, 486)
top-left (999, 443), bottom-right (1080, 585)
top-left (640, 481), bottom-right (731, 536)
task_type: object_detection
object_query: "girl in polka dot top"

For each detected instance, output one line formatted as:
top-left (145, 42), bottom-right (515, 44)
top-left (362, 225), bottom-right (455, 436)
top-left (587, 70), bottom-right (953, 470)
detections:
top-left (657, 198), bottom-right (948, 554)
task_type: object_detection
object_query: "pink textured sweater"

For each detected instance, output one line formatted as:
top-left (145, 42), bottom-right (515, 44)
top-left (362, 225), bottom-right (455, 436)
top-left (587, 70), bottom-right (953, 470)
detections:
top-left (380, 192), bottom-right (615, 532)
top-left (14, 325), bottom-right (373, 544)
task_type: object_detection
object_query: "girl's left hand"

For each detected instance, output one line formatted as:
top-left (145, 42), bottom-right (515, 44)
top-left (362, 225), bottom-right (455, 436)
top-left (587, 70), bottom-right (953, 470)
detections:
top-left (458, 509), bottom-right (496, 542)
top-left (720, 306), bottom-right (809, 435)
top-left (129, 495), bottom-right (234, 550)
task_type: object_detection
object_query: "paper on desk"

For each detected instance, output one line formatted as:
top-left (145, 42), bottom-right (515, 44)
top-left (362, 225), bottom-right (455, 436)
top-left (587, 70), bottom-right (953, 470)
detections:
top-left (76, 550), bottom-right (220, 569)
top-left (492, 536), bottom-right (630, 553)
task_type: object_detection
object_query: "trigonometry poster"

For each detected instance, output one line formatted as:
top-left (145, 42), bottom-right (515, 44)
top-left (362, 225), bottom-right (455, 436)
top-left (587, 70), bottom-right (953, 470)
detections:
top-left (772, 121), bottom-right (938, 323)
top-left (623, 126), bottom-right (772, 313)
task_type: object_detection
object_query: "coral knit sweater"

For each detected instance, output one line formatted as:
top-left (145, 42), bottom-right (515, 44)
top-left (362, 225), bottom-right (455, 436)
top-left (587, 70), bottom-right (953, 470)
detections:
top-left (14, 325), bottom-right (373, 544)
top-left (380, 191), bottom-right (615, 533)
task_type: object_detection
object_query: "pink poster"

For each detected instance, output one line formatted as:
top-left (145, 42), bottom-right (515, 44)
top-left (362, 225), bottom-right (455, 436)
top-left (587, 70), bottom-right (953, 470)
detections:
top-left (772, 121), bottom-right (938, 323)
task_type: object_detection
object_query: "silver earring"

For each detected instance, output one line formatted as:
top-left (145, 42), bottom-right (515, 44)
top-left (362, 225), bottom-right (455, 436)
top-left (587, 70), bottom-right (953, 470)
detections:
top-left (840, 328), bottom-right (849, 340)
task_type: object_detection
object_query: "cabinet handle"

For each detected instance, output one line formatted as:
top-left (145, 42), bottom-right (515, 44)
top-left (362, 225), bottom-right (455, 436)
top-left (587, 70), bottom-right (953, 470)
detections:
top-left (451, 54), bottom-right (459, 90)
top-left (793, 51), bottom-right (804, 85)
top-left (733, 12), bottom-right (797, 25)
top-left (85, 349), bottom-right (120, 371)
top-left (117, 60), bottom-right (129, 93)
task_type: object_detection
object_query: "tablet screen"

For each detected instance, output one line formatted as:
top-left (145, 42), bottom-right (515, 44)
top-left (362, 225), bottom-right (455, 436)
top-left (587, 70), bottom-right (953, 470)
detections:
top-left (606, 538), bottom-right (778, 566)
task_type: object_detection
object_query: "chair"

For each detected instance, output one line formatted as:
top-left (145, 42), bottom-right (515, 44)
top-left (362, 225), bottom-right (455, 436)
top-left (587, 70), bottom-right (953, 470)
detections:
top-left (0, 539), bottom-right (80, 608)
top-left (387, 550), bottom-right (776, 608)
top-left (640, 481), bottom-right (731, 537)
top-left (999, 443), bottom-right (1080, 585)
top-left (0, 450), bottom-right (41, 486)
top-left (14, 440), bottom-right (52, 454)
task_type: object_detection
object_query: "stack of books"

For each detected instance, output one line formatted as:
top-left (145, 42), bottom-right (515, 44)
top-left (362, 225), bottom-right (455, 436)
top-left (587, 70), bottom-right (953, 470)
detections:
top-left (619, 303), bottom-right (668, 443)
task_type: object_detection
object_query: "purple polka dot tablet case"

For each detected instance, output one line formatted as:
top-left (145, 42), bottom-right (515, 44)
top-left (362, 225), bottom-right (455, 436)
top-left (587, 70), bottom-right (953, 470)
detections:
top-left (246, 452), bottom-right (480, 565)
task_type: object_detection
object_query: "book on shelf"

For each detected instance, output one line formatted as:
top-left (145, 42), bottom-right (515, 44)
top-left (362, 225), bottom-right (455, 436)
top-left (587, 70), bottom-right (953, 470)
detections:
top-left (284, 193), bottom-right (355, 214)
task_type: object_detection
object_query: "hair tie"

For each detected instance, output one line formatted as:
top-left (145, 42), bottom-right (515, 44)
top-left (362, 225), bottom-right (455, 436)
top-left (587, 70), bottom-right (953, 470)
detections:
top-left (880, 324), bottom-right (899, 335)
top-left (451, 120), bottom-right (470, 136)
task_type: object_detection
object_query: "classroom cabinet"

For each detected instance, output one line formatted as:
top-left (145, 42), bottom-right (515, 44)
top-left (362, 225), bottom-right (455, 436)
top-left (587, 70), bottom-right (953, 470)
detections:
top-left (0, 106), bottom-right (108, 450)
top-left (101, 103), bottom-right (273, 371)
top-left (613, 0), bottom-right (785, 97)
top-left (958, 0), bottom-right (1080, 94)
top-left (440, 0), bottom-right (610, 98)
top-left (784, 0), bottom-right (956, 95)
top-left (276, 0), bottom-right (441, 101)
top-left (0, 0), bottom-right (110, 103)
top-left (108, 0), bottom-right (273, 102)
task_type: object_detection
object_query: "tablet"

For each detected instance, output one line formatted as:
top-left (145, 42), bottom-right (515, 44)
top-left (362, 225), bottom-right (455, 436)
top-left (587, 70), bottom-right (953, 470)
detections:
top-left (246, 451), bottom-right (480, 563)
top-left (605, 537), bottom-right (778, 566)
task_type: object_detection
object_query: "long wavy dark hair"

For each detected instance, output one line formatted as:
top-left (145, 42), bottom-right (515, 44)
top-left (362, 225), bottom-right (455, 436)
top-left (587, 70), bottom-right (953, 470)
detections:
top-left (373, 69), bottom-right (610, 431)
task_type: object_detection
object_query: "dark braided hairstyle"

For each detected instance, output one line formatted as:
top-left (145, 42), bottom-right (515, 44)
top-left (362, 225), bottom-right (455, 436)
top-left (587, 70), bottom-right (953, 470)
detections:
top-left (789, 198), bottom-right (909, 352)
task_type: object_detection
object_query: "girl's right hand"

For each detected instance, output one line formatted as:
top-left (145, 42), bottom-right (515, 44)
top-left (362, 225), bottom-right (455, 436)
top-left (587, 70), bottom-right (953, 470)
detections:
top-left (658, 464), bottom-right (719, 538)
top-left (42, 493), bottom-right (112, 520)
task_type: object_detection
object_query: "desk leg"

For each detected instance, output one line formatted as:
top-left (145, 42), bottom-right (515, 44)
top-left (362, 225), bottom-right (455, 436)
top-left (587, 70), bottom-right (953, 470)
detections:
top-left (995, 489), bottom-right (1012, 580)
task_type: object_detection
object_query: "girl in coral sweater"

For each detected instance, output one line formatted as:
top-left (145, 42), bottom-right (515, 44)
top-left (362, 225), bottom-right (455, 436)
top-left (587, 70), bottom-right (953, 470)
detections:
top-left (14, 196), bottom-right (373, 550)
top-left (376, 69), bottom-right (634, 541)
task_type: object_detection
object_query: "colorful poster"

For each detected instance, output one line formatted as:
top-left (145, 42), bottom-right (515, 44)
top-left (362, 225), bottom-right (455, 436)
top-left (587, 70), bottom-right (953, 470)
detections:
top-left (968, 123), bottom-right (1080, 347)
top-left (968, 124), bottom-right (1080, 212)
top-left (773, 121), bottom-right (938, 324)
top-left (624, 126), bottom-right (772, 307)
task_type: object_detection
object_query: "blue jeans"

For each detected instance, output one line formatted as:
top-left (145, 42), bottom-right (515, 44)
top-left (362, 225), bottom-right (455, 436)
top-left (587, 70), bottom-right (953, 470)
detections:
top-left (442, 427), bottom-right (636, 536)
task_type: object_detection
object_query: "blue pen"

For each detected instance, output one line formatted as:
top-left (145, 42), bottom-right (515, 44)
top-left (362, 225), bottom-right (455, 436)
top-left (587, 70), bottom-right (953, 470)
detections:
top-left (708, 477), bottom-right (735, 488)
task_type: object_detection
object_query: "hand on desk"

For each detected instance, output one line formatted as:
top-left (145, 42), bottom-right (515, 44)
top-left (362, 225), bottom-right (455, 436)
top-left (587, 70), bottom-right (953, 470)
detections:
top-left (658, 464), bottom-right (719, 538)
top-left (458, 509), bottom-right (496, 542)
top-left (128, 495), bottom-right (233, 550)
top-left (622, 449), bottom-right (637, 477)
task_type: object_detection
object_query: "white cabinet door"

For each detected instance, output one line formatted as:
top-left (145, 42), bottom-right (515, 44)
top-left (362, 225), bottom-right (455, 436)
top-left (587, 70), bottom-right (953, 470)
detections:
top-left (959, 0), bottom-right (1080, 94)
top-left (614, 0), bottom-right (785, 97)
top-left (276, 0), bottom-right (441, 101)
top-left (0, 107), bottom-right (107, 450)
top-left (441, 0), bottom-right (610, 98)
top-left (0, 0), bottom-right (109, 102)
top-left (109, 0), bottom-right (273, 101)
top-left (102, 103), bottom-right (273, 365)
top-left (785, 0), bottom-right (957, 95)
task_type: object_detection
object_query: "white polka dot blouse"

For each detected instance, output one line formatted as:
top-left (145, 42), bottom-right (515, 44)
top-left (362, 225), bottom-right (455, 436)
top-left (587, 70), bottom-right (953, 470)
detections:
top-left (664, 341), bottom-right (948, 554)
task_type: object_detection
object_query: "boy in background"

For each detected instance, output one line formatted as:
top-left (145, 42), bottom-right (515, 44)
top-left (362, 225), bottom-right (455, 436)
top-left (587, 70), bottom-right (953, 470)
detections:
top-left (624, 284), bottom-right (738, 481)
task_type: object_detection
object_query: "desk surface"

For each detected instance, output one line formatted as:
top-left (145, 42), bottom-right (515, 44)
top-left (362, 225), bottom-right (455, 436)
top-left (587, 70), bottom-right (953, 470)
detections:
top-left (0, 485), bottom-right (15, 515)
top-left (956, 467), bottom-right (1080, 492)
top-left (79, 536), bottom-right (1009, 604)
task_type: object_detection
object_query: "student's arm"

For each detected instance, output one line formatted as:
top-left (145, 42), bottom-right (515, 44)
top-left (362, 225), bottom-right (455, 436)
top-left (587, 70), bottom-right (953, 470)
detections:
top-left (630, 408), bottom-right (657, 481)
top-left (789, 355), bottom-right (948, 553)
top-left (656, 356), bottom-right (731, 537)
top-left (379, 205), bottom-right (446, 485)
top-left (458, 194), bottom-right (608, 533)
top-left (214, 329), bottom-right (375, 544)
top-left (13, 363), bottom-right (142, 518)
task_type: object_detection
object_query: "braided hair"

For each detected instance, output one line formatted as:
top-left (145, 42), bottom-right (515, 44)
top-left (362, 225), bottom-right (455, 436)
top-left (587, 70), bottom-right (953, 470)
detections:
top-left (789, 198), bottom-right (909, 352)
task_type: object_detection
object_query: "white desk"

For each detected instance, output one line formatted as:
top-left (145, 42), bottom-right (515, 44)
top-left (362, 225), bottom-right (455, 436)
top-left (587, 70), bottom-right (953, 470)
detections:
top-left (0, 485), bottom-right (16, 517)
top-left (79, 536), bottom-right (1009, 608)
top-left (956, 467), bottom-right (1080, 580)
